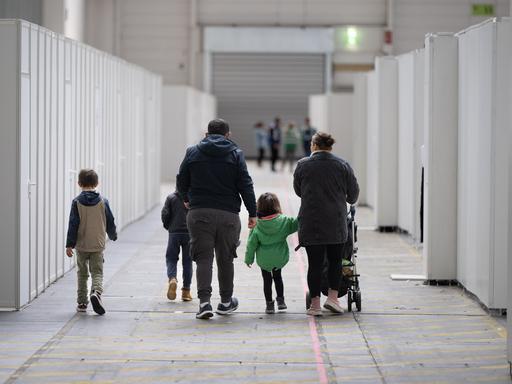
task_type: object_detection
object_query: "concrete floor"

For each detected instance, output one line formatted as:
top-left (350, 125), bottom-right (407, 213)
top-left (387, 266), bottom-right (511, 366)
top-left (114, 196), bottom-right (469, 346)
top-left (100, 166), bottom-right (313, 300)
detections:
top-left (0, 163), bottom-right (509, 383)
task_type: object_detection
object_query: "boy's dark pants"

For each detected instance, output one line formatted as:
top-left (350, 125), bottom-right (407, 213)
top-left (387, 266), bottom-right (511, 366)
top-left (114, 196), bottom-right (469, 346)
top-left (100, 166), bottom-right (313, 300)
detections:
top-left (165, 233), bottom-right (192, 288)
top-left (187, 208), bottom-right (241, 303)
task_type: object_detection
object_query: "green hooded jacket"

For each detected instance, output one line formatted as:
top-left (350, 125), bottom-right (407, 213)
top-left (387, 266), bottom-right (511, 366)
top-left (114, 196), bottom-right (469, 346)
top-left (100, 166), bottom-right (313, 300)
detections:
top-left (244, 214), bottom-right (299, 272)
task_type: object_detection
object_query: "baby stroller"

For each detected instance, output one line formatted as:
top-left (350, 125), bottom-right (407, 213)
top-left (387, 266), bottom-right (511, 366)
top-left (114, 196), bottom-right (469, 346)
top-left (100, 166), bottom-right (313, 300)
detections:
top-left (305, 205), bottom-right (361, 312)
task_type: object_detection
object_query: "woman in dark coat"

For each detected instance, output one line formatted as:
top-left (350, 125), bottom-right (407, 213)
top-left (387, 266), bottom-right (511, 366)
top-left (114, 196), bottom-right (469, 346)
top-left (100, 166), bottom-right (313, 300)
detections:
top-left (293, 132), bottom-right (359, 316)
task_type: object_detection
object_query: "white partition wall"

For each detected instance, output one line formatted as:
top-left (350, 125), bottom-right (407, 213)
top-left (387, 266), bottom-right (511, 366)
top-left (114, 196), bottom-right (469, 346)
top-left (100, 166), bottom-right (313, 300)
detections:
top-left (457, 18), bottom-right (511, 309)
top-left (0, 20), bottom-right (162, 310)
top-left (374, 57), bottom-right (399, 228)
top-left (397, 50), bottom-right (424, 241)
top-left (366, 71), bottom-right (377, 209)
top-left (423, 34), bottom-right (458, 281)
top-left (352, 74), bottom-right (368, 205)
top-left (161, 86), bottom-right (217, 183)
top-left (308, 93), bottom-right (353, 164)
top-left (509, 85), bottom-right (512, 372)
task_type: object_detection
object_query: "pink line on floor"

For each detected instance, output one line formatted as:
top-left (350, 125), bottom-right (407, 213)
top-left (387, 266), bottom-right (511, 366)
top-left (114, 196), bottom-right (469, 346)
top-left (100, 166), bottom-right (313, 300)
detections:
top-left (292, 234), bottom-right (329, 384)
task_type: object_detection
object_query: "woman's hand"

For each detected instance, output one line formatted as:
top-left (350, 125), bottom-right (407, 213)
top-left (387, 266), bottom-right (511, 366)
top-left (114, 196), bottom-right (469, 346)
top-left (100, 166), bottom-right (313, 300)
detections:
top-left (66, 248), bottom-right (74, 258)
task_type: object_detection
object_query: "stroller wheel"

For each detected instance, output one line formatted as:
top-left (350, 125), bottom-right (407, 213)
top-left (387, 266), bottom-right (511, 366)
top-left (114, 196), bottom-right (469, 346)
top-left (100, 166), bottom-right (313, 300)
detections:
top-left (347, 291), bottom-right (353, 312)
top-left (306, 291), bottom-right (311, 310)
top-left (355, 291), bottom-right (362, 312)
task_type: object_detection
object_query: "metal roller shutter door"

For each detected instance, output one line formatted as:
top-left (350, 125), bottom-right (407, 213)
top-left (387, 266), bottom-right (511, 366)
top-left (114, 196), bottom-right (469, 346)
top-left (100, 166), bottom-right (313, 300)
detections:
top-left (212, 53), bottom-right (325, 157)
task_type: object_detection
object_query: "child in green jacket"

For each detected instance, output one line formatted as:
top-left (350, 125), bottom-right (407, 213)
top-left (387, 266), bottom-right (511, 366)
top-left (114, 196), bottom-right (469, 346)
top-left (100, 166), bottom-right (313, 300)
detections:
top-left (245, 192), bottom-right (298, 314)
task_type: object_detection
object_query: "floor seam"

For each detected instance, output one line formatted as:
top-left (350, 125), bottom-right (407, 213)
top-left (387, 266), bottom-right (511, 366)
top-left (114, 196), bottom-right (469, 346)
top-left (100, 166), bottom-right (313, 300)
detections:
top-left (353, 312), bottom-right (388, 384)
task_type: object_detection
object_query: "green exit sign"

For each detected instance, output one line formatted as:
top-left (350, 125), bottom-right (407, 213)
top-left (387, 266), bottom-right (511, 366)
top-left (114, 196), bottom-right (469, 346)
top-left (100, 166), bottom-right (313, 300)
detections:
top-left (472, 4), bottom-right (495, 16)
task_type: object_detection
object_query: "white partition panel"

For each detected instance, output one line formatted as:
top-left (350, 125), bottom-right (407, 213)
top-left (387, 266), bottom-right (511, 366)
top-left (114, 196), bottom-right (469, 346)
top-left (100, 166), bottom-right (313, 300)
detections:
top-left (352, 74), bottom-right (368, 206)
top-left (397, 50), bottom-right (425, 241)
top-left (308, 93), bottom-right (354, 164)
top-left (0, 20), bottom-right (162, 310)
top-left (457, 18), bottom-right (511, 309)
top-left (161, 86), bottom-right (217, 183)
top-left (374, 57), bottom-right (398, 228)
top-left (366, 71), bottom-right (377, 209)
top-left (423, 33), bottom-right (458, 281)
top-left (509, 71), bottom-right (512, 372)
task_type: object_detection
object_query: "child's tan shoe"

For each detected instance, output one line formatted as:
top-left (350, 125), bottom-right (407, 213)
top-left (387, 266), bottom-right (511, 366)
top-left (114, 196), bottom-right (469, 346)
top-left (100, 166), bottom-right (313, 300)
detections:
top-left (167, 278), bottom-right (177, 300)
top-left (181, 288), bottom-right (193, 302)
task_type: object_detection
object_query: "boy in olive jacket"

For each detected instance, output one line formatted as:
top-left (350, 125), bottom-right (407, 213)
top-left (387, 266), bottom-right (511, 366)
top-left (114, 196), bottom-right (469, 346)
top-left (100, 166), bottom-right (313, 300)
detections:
top-left (245, 193), bottom-right (298, 314)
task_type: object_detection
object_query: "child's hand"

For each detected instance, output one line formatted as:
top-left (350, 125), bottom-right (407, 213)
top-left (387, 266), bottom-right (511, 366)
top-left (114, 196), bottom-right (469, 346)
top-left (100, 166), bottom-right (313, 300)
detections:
top-left (66, 248), bottom-right (74, 258)
top-left (246, 263), bottom-right (252, 268)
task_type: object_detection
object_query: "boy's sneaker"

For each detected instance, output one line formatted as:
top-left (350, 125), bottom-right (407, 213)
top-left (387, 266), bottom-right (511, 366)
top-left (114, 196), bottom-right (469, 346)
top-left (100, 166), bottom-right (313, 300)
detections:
top-left (90, 291), bottom-right (106, 315)
top-left (181, 288), bottom-right (193, 302)
top-left (167, 278), bottom-right (177, 300)
top-left (265, 301), bottom-right (275, 314)
top-left (196, 302), bottom-right (214, 319)
top-left (76, 303), bottom-right (87, 312)
top-left (276, 297), bottom-right (287, 310)
top-left (216, 297), bottom-right (239, 315)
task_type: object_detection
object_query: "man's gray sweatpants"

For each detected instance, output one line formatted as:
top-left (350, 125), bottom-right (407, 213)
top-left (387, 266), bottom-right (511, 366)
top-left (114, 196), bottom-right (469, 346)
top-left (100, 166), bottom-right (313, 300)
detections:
top-left (187, 208), bottom-right (241, 303)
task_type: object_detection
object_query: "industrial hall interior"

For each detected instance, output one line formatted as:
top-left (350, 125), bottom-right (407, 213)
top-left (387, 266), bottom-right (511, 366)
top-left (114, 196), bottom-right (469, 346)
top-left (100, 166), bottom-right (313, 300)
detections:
top-left (1, 0), bottom-right (512, 383)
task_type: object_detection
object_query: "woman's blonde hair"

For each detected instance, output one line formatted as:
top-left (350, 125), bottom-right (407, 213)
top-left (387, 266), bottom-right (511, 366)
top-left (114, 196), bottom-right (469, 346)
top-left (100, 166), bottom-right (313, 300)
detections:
top-left (312, 132), bottom-right (335, 150)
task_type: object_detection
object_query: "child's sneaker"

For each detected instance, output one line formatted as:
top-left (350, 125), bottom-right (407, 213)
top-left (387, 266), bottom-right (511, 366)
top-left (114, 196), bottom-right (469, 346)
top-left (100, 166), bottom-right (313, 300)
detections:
top-left (167, 278), bottom-right (177, 300)
top-left (181, 288), bottom-right (192, 302)
top-left (76, 303), bottom-right (87, 312)
top-left (265, 301), bottom-right (275, 314)
top-left (90, 291), bottom-right (106, 315)
top-left (276, 297), bottom-right (287, 310)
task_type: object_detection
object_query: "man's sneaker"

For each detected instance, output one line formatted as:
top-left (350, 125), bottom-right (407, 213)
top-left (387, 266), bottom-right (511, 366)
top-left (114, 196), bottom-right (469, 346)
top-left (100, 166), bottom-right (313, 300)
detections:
top-left (265, 301), bottom-right (275, 314)
top-left (90, 291), bottom-right (106, 315)
top-left (196, 302), bottom-right (214, 319)
top-left (76, 303), bottom-right (87, 312)
top-left (216, 297), bottom-right (239, 315)
top-left (181, 288), bottom-right (193, 302)
top-left (167, 278), bottom-right (177, 300)
top-left (276, 297), bottom-right (287, 310)
top-left (323, 298), bottom-right (344, 314)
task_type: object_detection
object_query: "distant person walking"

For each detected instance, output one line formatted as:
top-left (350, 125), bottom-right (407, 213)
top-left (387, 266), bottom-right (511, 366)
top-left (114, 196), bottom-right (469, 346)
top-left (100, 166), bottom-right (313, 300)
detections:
top-left (301, 117), bottom-right (317, 157)
top-left (66, 169), bottom-right (117, 315)
top-left (293, 132), bottom-right (359, 316)
top-left (161, 191), bottom-right (193, 302)
top-left (282, 122), bottom-right (300, 172)
top-left (177, 118), bottom-right (257, 320)
top-left (268, 117), bottom-right (282, 172)
top-left (254, 121), bottom-right (267, 167)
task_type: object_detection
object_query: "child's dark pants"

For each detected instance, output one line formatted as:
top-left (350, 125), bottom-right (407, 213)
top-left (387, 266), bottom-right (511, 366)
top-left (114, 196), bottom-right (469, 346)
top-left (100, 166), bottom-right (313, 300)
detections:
top-left (165, 233), bottom-right (192, 289)
top-left (261, 268), bottom-right (284, 302)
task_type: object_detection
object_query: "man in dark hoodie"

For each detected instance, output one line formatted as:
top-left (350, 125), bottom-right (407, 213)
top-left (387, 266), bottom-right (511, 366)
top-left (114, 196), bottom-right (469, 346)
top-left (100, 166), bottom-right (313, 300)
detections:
top-left (177, 118), bottom-right (257, 319)
top-left (66, 169), bottom-right (117, 315)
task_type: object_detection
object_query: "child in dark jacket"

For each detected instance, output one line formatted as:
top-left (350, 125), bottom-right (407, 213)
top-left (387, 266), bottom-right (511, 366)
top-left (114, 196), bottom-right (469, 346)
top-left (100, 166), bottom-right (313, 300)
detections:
top-left (245, 193), bottom-right (298, 314)
top-left (161, 191), bottom-right (193, 301)
top-left (66, 169), bottom-right (117, 315)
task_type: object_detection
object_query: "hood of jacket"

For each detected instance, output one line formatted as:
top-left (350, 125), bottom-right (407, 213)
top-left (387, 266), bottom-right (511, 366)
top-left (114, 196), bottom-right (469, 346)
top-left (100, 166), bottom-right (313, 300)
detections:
top-left (254, 215), bottom-right (290, 242)
top-left (77, 190), bottom-right (102, 206)
top-left (197, 134), bottom-right (238, 157)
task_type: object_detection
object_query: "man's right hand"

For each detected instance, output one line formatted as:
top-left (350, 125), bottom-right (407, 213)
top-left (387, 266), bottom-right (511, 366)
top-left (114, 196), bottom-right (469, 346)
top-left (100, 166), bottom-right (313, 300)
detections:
top-left (66, 248), bottom-right (74, 258)
top-left (184, 201), bottom-right (190, 209)
top-left (248, 217), bottom-right (257, 228)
